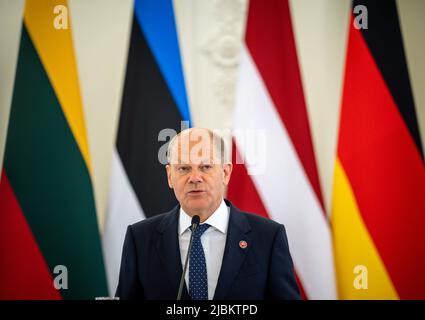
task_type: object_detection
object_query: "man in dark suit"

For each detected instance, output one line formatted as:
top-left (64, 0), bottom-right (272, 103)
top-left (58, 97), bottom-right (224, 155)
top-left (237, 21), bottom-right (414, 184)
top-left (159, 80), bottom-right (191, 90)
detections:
top-left (116, 128), bottom-right (300, 300)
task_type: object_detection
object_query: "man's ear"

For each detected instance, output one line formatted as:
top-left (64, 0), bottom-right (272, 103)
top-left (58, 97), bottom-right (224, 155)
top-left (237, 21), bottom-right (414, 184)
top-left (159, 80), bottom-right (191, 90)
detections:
top-left (166, 164), bottom-right (173, 189)
top-left (222, 163), bottom-right (233, 186)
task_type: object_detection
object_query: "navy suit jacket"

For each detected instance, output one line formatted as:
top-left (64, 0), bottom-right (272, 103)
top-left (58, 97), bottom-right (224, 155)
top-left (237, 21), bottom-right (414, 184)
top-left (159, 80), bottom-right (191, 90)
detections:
top-left (115, 199), bottom-right (300, 300)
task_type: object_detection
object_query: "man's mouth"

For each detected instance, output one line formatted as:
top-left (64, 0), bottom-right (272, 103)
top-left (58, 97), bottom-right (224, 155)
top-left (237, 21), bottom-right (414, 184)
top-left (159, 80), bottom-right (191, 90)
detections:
top-left (187, 190), bottom-right (206, 195)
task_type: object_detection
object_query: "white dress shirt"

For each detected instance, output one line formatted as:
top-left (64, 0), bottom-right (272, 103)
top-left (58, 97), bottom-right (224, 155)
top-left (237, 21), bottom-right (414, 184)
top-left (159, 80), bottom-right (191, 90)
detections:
top-left (178, 199), bottom-right (229, 300)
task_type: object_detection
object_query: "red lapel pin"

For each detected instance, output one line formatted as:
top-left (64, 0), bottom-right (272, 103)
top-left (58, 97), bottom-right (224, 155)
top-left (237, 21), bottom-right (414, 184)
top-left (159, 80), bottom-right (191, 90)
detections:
top-left (239, 240), bottom-right (248, 249)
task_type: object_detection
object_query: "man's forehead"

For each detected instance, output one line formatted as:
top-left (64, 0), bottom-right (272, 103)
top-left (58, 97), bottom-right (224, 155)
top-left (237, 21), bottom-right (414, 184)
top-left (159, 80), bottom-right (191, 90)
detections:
top-left (170, 150), bottom-right (219, 164)
top-left (169, 145), bottom-right (221, 165)
top-left (172, 132), bottom-right (215, 152)
top-left (172, 158), bottom-right (215, 165)
top-left (167, 128), bottom-right (227, 165)
top-left (175, 131), bottom-right (215, 146)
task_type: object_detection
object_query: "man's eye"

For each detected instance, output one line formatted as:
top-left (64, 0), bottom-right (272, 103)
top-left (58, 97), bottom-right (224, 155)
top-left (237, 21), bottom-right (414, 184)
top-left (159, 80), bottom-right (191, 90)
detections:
top-left (177, 166), bottom-right (189, 172)
top-left (201, 165), bottom-right (212, 170)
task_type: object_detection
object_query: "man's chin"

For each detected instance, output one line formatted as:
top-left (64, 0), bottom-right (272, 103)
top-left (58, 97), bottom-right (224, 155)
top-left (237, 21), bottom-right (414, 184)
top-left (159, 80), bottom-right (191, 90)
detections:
top-left (183, 199), bottom-right (210, 213)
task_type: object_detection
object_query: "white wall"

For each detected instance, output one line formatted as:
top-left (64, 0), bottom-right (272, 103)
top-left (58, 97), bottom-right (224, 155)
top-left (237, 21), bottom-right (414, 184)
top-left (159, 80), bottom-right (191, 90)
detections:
top-left (173, 0), bottom-right (248, 150)
top-left (0, 0), bottom-right (25, 178)
top-left (398, 0), bottom-right (425, 153)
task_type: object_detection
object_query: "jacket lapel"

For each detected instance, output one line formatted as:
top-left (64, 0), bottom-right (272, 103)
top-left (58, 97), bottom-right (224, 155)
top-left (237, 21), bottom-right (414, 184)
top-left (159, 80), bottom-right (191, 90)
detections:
top-left (156, 207), bottom-right (191, 300)
top-left (213, 201), bottom-right (251, 300)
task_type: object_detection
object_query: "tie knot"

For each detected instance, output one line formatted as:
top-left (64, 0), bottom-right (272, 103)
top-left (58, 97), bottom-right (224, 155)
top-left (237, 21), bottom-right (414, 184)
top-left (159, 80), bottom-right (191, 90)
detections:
top-left (191, 223), bottom-right (210, 238)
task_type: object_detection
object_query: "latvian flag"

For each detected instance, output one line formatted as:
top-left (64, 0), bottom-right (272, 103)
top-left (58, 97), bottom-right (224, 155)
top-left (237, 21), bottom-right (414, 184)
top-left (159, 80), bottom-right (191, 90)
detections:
top-left (103, 0), bottom-right (191, 294)
top-left (0, 0), bottom-right (108, 299)
top-left (227, 0), bottom-right (336, 299)
top-left (332, 0), bottom-right (425, 299)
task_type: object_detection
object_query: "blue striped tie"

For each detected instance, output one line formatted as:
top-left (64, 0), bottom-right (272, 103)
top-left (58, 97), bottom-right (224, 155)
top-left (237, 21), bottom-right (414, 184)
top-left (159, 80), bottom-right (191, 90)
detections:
top-left (189, 223), bottom-right (210, 300)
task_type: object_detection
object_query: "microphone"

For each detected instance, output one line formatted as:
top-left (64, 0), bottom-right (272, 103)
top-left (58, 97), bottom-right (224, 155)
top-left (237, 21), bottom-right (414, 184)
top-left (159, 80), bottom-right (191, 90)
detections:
top-left (177, 215), bottom-right (200, 300)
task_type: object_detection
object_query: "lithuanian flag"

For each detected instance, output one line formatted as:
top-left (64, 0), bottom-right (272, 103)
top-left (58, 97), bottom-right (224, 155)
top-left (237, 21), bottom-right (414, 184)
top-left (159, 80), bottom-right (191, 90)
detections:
top-left (0, 0), bottom-right (108, 299)
top-left (332, 0), bottom-right (425, 299)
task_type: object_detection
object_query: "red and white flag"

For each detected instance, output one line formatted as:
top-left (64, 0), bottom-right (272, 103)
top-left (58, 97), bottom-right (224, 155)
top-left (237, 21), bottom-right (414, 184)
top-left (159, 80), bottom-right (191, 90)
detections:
top-left (227, 0), bottom-right (336, 299)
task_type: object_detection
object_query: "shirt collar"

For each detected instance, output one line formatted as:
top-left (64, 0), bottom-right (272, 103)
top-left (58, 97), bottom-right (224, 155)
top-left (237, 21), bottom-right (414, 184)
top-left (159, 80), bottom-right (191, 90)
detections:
top-left (179, 199), bottom-right (229, 235)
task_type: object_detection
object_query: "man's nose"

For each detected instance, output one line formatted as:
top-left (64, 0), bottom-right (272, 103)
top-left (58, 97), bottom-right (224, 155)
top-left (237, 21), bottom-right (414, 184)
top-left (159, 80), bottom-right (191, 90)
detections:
top-left (188, 169), bottom-right (203, 183)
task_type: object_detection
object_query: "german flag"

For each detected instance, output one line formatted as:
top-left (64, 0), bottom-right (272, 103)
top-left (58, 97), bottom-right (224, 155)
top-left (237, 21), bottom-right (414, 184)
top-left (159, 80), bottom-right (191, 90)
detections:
top-left (332, 0), bottom-right (425, 299)
top-left (0, 0), bottom-right (107, 299)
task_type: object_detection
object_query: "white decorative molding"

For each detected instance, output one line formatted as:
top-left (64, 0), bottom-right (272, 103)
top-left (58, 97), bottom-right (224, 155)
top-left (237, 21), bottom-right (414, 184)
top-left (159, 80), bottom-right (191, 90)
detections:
top-left (200, 0), bottom-right (247, 111)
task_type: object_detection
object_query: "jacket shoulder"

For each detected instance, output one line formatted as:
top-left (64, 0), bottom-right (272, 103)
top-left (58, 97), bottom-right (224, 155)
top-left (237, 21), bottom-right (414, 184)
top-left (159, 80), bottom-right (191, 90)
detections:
top-left (226, 199), bottom-right (285, 233)
top-left (130, 207), bottom-right (177, 236)
top-left (242, 211), bottom-right (284, 231)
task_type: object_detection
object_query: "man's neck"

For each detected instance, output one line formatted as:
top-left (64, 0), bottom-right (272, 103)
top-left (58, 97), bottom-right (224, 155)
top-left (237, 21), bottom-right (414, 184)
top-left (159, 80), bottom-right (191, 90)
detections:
top-left (182, 199), bottom-right (223, 222)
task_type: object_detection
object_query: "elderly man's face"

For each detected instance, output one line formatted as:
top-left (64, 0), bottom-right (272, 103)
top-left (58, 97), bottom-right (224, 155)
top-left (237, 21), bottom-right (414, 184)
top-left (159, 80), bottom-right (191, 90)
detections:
top-left (166, 130), bottom-right (232, 218)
